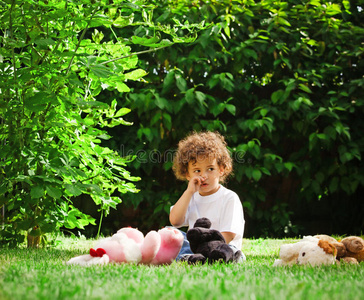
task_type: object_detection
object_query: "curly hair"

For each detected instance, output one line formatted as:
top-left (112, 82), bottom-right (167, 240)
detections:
top-left (172, 131), bottom-right (233, 182)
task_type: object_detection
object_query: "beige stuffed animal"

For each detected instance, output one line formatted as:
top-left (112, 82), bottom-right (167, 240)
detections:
top-left (273, 236), bottom-right (337, 267)
top-left (314, 234), bottom-right (347, 260)
top-left (314, 234), bottom-right (363, 264)
top-left (340, 236), bottom-right (364, 263)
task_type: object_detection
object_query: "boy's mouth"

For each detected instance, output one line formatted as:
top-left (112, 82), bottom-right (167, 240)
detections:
top-left (201, 183), bottom-right (208, 187)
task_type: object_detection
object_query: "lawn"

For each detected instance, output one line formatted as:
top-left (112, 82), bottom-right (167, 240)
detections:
top-left (0, 236), bottom-right (363, 300)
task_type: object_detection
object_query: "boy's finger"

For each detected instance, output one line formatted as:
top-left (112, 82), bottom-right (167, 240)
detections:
top-left (193, 177), bottom-right (201, 185)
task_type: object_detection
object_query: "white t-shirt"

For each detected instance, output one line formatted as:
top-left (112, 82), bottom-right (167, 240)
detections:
top-left (172, 185), bottom-right (245, 250)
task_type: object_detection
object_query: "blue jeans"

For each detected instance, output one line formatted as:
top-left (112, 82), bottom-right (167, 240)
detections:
top-left (175, 230), bottom-right (246, 262)
top-left (176, 231), bottom-right (193, 260)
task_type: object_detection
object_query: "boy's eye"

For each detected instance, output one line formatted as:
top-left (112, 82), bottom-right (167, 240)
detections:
top-left (194, 170), bottom-right (200, 173)
top-left (208, 168), bottom-right (214, 171)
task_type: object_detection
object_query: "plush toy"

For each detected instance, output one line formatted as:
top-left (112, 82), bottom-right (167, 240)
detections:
top-left (314, 234), bottom-right (364, 264)
top-left (314, 234), bottom-right (347, 261)
top-left (67, 226), bottom-right (184, 266)
top-left (273, 236), bottom-right (337, 267)
top-left (182, 217), bottom-right (242, 264)
top-left (340, 236), bottom-right (364, 263)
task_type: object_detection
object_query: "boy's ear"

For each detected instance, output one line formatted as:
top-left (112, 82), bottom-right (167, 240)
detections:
top-left (219, 165), bottom-right (225, 176)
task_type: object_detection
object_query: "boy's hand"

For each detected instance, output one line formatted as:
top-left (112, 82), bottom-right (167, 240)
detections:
top-left (187, 176), bottom-right (205, 194)
top-left (170, 177), bottom-right (203, 227)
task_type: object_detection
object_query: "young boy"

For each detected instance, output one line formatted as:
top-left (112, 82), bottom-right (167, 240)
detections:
top-left (170, 131), bottom-right (245, 261)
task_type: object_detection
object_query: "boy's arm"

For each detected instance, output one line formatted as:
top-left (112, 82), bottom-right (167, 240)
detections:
top-left (169, 176), bottom-right (202, 227)
top-left (221, 231), bottom-right (236, 244)
top-left (169, 189), bottom-right (194, 227)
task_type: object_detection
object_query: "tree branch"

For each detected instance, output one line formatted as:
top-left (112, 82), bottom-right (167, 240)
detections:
top-left (100, 45), bottom-right (170, 65)
top-left (65, 8), bottom-right (98, 75)
top-left (9, 0), bottom-right (17, 85)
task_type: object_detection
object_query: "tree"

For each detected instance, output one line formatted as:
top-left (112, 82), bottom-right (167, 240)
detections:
top-left (108, 0), bottom-right (364, 237)
top-left (0, 0), bottom-right (204, 246)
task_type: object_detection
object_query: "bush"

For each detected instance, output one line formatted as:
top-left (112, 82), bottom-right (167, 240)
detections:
top-left (105, 0), bottom-right (364, 237)
top-left (0, 0), bottom-right (202, 246)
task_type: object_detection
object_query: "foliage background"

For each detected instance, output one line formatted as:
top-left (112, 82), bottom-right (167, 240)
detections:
top-left (1, 0), bottom-right (363, 242)
top-left (96, 0), bottom-right (364, 238)
top-left (0, 0), bottom-right (203, 245)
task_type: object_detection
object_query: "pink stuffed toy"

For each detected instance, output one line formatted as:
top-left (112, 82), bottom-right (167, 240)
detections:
top-left (67, 227), bottom-right (184, 266)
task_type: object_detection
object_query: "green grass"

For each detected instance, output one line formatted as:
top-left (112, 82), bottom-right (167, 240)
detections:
top-left (0, 236), bottom-right (363, 300)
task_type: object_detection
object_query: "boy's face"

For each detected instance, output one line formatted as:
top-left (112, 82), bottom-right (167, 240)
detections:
top-left (186, 156), bottom-right (224, 196)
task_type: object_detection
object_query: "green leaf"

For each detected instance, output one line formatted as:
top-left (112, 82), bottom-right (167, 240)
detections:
top-left (271, 90), bottom-right (285, 104)
top-left (260, 167), bottom-right (271, 176)
top-left (35, 38), bottom-right (55, 47)
top-left (260, 108), bottom-right (268, 117)
top-left (185, 88), bottom-right (194, 104)
top-left (65, 184), bottom-right (83, 197)
top-left (244, 166), bottom-right (253, 179)
top-left (81, 184), bottom-right (103, 195)
top-left (324, 126), bottom-right (337, 140)
top-left (276, 17), bottom-right (291, 27)
top-left (131, 36), bottom-right (159, 46)
top-left (290, 99), bottom-right (301, 111)
top-left (90, 65), bottom-right (114, 78)
top-left (175, 74), bottom-right (187, 91)
top-left (316, 133), bottom-right (327, 140)
top-left (115, 82), bottom-right (131, 92)
top-left (284, 162), bottom-right (295, 172)
top-left (30, 186), bottom-right (44, 199)
top-left (226, 104), bottom-right (236, 116)
top-left (46, 186), bottom-right (62, 199)
top-left (308, 133), bottom-right (317, 151)
top-left (163, 113), bottom-right (172, 130)
top-left (340, 152), bottom-right (353, 163)
top-left (115, 108), bottom-right (131, 118)
top-left (329, 177), bottom-right (339, 193)
top-left (312, 180), bottom-right (321, 195)
top-left (24, 92), bottom-right (58, 112)
top-left (325, 3), bottom-right (342, 16)
top-left (77, 100), bottom-right (108, 109)
top-left (315, 172), bottom-right (325, 184)
top-left (100, 196), bottom-right (121, 210)
top-left (0, 183), bottom-right (8, 196)
top-left (300, 97), bottom-right (313, 106)
top-left (298, 84), bottom-right (312, 94)
top-left (244, 48), bottom-right (258, 60)
top-left (113, 14), bottom-right (134, 28)
top-left (124, 69), bottom-right (148, 80)
top-left (252, 169), bottom-right (262, 181)
top-left (274, 163), bottom-right (284, 173)
top-left (155, 96), bottom-right (168, 109)
top-left (248, 141), bottom-right (255, 148)
top-left (195, 91), bottom-right (206, 104)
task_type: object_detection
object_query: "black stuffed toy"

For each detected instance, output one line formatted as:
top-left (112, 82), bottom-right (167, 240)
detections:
top-left (184, 217), bottom-right (242, 264)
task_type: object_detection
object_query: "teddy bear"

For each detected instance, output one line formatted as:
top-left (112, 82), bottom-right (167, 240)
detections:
top-left (67, 226), bottom-right (184, 266)
top-left (182, 217), bottom-right (242, 264)
top-left (314, 234), bottom-right (364, 264)
top-left (340, 236), bottom-right (364, 263)
top-left (273, 236), bottom-right (337, 267)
